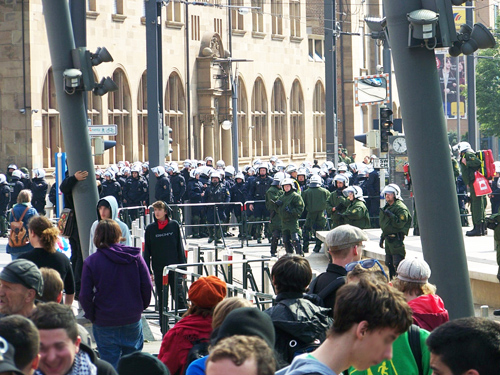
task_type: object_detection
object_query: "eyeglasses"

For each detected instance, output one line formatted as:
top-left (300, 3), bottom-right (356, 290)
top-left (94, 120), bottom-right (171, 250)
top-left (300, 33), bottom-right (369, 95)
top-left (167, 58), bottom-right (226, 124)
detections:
top-left (345, 258), bottom-right (389, 281)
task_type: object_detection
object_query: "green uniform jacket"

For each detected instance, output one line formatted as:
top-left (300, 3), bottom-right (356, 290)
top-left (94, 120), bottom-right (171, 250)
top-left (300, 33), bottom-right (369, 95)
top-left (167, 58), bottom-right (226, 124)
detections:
top-left (380, 199), bottom-right (412, 236)
top-left (459, 150), bottom-right (481, 186)
top-left (278, 190), bottom-right (304, 227)
top-left (451, 158), bottom-right (460, 180)
top-left (326, 190), bottom-right (348, 228)
top-left (342, 199), bottom-right (370, 229)
top-left (302, 186), bottom-right (330, 214)
top-left (349, 328), bottom-right (432, 375)
top-left (265, 185), bottom-right (284, 231)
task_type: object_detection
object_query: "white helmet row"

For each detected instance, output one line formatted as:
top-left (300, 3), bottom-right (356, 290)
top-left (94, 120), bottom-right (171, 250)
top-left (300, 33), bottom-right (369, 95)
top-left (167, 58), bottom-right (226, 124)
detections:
top-left (381, 183), bottom-right (402, 200)
top-left (343, 186), bottom-right (365, 201)
top-left (453, 141), bottom-right (472, 154)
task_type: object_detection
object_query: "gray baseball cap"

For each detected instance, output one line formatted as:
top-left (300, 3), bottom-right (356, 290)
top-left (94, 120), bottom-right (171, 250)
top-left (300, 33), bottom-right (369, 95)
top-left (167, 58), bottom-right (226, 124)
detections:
top-left (325, 224), bottom-right (368, 251)
top-left (0, 260), bottom-right (43, 296)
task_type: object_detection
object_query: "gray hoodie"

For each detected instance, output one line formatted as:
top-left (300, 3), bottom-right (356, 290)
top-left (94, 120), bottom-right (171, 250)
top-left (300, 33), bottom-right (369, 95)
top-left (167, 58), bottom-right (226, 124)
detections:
top-left (89, 195), bottom-right (132, 255)
top-left (276, 354), bottom-right (337, 375)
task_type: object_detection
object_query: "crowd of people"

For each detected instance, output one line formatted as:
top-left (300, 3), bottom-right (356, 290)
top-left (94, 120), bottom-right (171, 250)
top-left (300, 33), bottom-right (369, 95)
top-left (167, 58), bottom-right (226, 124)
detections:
top-left (0, 223), bottom-right (497, 375)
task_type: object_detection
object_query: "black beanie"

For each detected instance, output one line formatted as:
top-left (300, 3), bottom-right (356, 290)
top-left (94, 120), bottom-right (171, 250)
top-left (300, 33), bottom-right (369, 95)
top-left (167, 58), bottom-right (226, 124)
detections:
top-left (216, 307), bottom-right (276, 348)
top-left (117, 352), bottom-right (170, 375)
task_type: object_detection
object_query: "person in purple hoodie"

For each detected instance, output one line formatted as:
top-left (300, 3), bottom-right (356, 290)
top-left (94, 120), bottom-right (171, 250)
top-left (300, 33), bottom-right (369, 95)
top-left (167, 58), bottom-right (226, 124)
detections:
top-left (79, 219), bottom-right (153, 369)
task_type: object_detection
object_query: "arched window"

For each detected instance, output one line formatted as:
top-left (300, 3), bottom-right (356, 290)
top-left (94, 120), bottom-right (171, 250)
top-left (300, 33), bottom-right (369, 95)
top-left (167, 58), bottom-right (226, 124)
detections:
top-left (165, 72), bottom-right (187, 162)
top-left (108, 68), bottom-right (132, 163)
top-left (251, 78), bottom-right (268, 157)
top-left (41, 68), bottom-right (63, 168)
top-left (290, 80), bottom-right (304, 154)
top-left (313, 81), bottom-right (326, 153)
top-left (271, 79), bottom-right (287, 156)
top-left (237, 77), bottom-right (249, 158)
top-left (138, 71), bottom-right (148, 162)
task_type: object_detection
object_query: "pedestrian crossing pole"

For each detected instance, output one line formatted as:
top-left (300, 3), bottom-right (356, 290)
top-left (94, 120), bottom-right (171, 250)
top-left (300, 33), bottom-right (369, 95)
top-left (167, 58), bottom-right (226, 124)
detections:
top-left (383, 0), bottom-right (474, 318)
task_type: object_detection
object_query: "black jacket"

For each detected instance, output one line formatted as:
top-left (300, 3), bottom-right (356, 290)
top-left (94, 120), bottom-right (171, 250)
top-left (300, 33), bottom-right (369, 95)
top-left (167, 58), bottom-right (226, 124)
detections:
top-left (309, 263), bottom-right (347, 314)
top-left (264, 292), bottom-right (332, 366)
top-left (80, 343), bottom-right (118, 375)
top-left (143, 219), bottom-right (186, 274)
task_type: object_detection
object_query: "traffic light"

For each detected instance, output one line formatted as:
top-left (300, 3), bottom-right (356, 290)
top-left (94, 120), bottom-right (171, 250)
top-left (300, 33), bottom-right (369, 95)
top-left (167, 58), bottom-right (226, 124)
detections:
top-left (94, 138), bottom-right (116, 155)
top-left (71, 47), bottom-right (118, 95)
top-left (164, 126), bottom-right (173, 157)
top-left (354, 130), bottom-right (380, 149)
top-left (380, 107), bottom-right (394, 153)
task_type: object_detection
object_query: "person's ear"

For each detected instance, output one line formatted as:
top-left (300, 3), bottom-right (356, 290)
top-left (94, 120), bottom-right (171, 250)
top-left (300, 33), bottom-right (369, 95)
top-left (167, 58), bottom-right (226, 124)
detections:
top-left (31, 354), bottom-right (40, 370)
top-left (56, 291), bottom-right (63, 304)
top-left (74, 336), bottom-right (81, 353)
top-left (356, 321), bottom-right (369, 339)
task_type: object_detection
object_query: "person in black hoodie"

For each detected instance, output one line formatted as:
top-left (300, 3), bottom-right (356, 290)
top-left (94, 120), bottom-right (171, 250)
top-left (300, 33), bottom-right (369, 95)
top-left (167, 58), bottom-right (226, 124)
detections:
top-left (143, 200), bottom-right (187, 331)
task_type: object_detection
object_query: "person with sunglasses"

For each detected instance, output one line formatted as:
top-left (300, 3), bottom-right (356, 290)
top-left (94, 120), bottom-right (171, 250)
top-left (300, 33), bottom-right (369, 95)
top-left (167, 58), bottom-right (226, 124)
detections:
top-left (379, 184), bottom-right (412, 279)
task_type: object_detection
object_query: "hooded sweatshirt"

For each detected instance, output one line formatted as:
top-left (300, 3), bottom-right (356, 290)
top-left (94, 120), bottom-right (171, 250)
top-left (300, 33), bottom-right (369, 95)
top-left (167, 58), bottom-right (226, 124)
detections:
top-left (89, 196), bottom-right (132, 255)
top-left (276, 354), bottom-right (337, 375)
top-left (408, 293), bottom-right (449, 331)
top-left (79, 243), bottom-right (152, 327)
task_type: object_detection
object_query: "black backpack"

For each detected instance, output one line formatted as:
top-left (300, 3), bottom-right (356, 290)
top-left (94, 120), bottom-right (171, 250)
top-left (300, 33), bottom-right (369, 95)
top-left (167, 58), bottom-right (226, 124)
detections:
top-left (182, 338), bottom-right (210, 375)
top-left (306, 275), bottom-right (346, 308)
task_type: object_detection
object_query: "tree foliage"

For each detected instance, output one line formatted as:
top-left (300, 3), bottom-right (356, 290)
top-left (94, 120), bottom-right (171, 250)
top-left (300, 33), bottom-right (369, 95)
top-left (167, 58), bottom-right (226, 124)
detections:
top-left (476, 23), bottom-right (500, 137)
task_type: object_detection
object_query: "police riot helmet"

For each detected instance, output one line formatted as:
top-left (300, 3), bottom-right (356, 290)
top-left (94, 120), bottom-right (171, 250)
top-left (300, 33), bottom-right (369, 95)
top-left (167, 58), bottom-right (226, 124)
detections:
top-left (153, 166), bottom-right (165, 176)
top-left (131, 165), bottom-right (141, 173)
top-left (381, 183), bottom-right (402, 200)
top-left (235, 172), bottom-right (245, 182)
top-left (349, 163), bottom-right (358, 172)
top-left (285, 164), bottom-right (297, 174)
top-left (12, 170), bottom-right (23, 179)
top-left (122, 167), bottom-right (131, 175)
top-left (225, 165), bottom-right (235, 177)
top-left (253, 158), bottom-right (262, 167)
top-left (297, 168), bottom-right (307, 177)
top-left (258, 164), bottom-right (268, 174)
top-left (309, 174), bottom-right (322, 188)
top-left (281, 178), bottom-right (296, 190)
top-left (270, 156), bottom-right (278, 163)
top-left (333, 174), bottom-right (349, 187)
top-left (210, 170), bottom-right (222, 181)
top-left (170, 162), bottom-right (179, 172)
top-left (33, 168), bottom-right (46, 179)
top-left (456, 142), bottom-right (472, 154)
top-left (0, 174), bottom-right (6, 184)
top-left (272, 171), bottom-right (286, 186)
top-left (301, 161), bottom-right (312, 170)
top-left (103, 170), bottom-right (115, 179)
top-left (184, 159), bottom-right (191, 168)
top-left (343, 186), bottom-right (365, 201)
top-left (7, 164), bottom-right (17, 171)
top-left (337, 163), bottom-right (348, 173)
top-left (216, 160), bottom-right (226, 170)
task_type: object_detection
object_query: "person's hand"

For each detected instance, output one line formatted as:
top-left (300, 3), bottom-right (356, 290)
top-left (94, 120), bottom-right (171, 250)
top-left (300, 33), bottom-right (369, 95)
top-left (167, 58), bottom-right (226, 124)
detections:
top-left (74, 171), bottom-right (88, 181)
top-left (249, 204), bottom-right (254, 211)
top-left (461, 157), bottom-right (467, 165)
top-left (331, 207), bottom-right (336, 212)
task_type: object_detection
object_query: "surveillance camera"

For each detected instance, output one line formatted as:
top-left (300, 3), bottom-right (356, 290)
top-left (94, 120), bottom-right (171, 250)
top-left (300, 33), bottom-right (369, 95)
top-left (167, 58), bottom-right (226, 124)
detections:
top-left (376, 64), bottom-right (384, 73)
top-left (63, 68), bottom-right (82, 89)
top-left (32, 109), bottom-right (39, 114)
top-left (19, 108), bottom-right (25, 114)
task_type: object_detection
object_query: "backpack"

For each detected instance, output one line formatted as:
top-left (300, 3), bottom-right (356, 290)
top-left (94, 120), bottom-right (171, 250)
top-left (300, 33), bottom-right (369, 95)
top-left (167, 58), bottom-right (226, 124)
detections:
top-left (408, 324), bottom-right (423, 375)
top-left (182, 338), bottom-right (210, 375)
top-left (306, 275), bottom-right (346, 308)
top-left (476, 149), bottom-right (495, 180)
top-left (8, 206), bottom-right (30, 248)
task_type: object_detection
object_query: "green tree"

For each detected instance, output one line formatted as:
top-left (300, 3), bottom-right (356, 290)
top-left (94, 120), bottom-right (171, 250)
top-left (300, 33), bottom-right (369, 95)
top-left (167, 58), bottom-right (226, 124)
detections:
top-left (476, 25), bottom-right (500, 136)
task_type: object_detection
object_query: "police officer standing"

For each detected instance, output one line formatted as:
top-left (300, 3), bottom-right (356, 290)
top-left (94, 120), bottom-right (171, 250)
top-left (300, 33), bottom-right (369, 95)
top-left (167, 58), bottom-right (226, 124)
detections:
top-left (123, 165), bottom-right (148, 221)
top-left (31, 168), bottom-right (49, 215)
top-left (266, 172), bottom-right (285, 256)
top-left (202, 171), bottom-right (230, 244)
top-left (277, 178), bottom-right (305, 255)
top-left (152, 166), bottom-right (172, 204)
top-left (456, 142), bottom-right (486, 236)
top-left (326, 174), bottom-right (349, 230)
top-left (0, 174), bottom-right (10, 237)
top-left (379, 184), bottom-right (412, 279)
top-left (302, 175), bottom-right (330, 253)
top-left (246, 164), bottom-right (273, 243)
top-left (168, 163), bottom-right (186, 223)
top-left (340, 186), bottom-right (370, 229)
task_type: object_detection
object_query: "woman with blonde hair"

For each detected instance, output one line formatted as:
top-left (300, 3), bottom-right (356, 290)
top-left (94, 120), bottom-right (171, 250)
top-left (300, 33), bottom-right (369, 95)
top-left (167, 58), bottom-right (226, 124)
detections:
top-left (6, 189), bottom-right (37, 260)
top-left (20, 216), bottom-right (75, 305)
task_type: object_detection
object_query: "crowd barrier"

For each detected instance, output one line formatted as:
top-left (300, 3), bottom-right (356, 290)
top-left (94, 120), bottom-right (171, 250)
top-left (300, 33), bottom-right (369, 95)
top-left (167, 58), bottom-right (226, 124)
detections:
top-left (160, 248), bottom-right (275, 333)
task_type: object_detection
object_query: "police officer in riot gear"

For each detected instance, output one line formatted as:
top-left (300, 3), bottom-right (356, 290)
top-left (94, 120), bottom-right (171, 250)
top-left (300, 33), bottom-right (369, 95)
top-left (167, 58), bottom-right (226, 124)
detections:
top-left (277, 178), bottom-right (305, 256)
top-left (246, 164), bottom-right (273, 242)
top-left (203, 171), bottom-right (230, 244)
top-left (302, 174), bottom-right (330, 253)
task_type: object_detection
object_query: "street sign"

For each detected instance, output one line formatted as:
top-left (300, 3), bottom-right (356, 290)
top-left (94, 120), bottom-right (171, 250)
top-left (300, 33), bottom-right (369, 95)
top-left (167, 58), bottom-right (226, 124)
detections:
top-left (88, 125), bottom-right (117, 136)
top-left (379, 158), bottom-right (389, 169)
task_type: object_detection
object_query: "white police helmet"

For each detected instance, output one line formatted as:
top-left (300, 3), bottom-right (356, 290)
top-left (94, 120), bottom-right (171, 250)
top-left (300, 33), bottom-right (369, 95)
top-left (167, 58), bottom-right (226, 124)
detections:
top-left (272, 171), bottom-right (286, 186)
top-left (235, 172), bottom-right (245, 182)
top-left (33, 168), bottom-right (46, 179)
top-left (0, 174), bottom-right (6, 184)
top-left (343, 186), bottom-right (365, 201)
top-left (333, 174), bottom-right (349, 187)
top-left (309, 174), bottom-right (322, 188)
top-left (12, 170), bottom-right (23, 179)
top-left (281, 178), bottom-right (296, 190)
top-left (456, 142), bottom-right (473, 154)
top-left (225, 165), bottom-right (235, 177)
top-left (216, 160), bottom-right (225, 169)
top-left (381, 183), bottom-right (402, 200)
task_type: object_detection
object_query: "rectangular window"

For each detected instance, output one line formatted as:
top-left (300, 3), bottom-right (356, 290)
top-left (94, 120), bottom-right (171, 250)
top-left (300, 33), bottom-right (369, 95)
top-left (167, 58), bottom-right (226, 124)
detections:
top-left (167, 1), bottom-right (182, 23)
top-left (113, 0), bottom-right (123, 14)
top-left (214, 18), bottom-right (223, 37)
top-left (290, 0), bottom-right (300, 37)
top-left (88, 0), bottom-right (96, 12)
top-left (271, 0), bottom-right (282, 35)
top-left (231, 0), bottom-right (245, 31)
top-left (251, 0), bottom-right (264, 33)
top-left (191, 15), bottom-right (200, 40)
